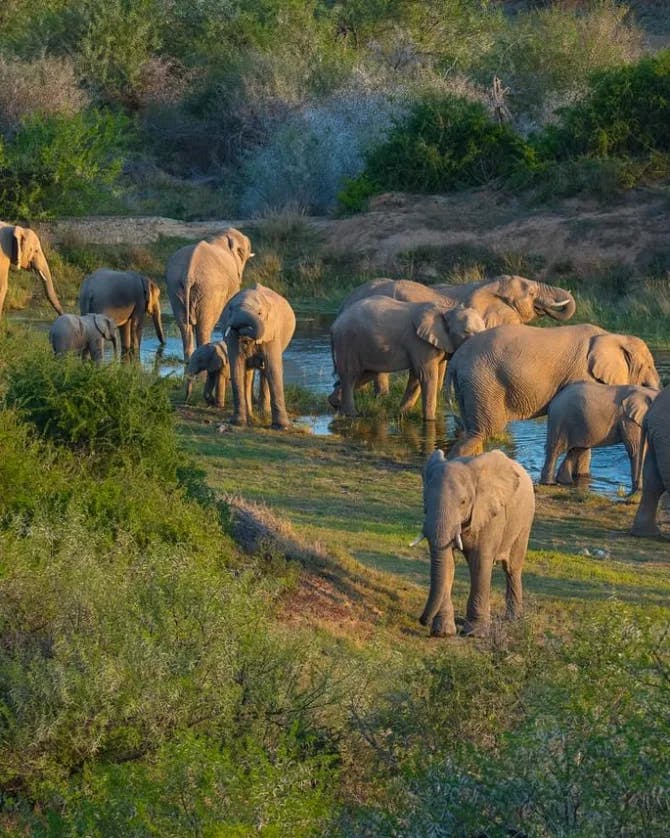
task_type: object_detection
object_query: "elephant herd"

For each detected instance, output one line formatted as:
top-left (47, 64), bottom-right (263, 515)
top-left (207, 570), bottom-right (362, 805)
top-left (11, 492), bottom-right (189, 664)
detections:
top-left (1, 219), bottom-right (669, 638)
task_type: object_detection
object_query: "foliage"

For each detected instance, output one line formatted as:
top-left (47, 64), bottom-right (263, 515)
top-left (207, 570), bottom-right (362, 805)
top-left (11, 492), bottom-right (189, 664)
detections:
top-left (0, 109), bottom-right (131, 219)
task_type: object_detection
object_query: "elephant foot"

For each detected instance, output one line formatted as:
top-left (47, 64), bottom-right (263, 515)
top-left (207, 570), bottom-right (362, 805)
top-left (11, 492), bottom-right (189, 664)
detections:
top-left (430, 615), bottom-right (457, 637)
top-left (271, 421), bottom-right (290, 431)
top-left (230, 415), bottom-right (246, 426)
top-left (539, 477), bottom-right (557, 486)
top-left (460, 619), bottom-right (490, 638)
top-left (631, 523), bottom-right (662, 538)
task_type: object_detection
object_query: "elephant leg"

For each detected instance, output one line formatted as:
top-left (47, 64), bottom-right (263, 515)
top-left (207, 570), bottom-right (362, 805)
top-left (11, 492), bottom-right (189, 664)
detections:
top-left (263, 344), bottom-right (290, 430)
top-left (449, 433), bottom-right (485, 458)
top-left (340, 372), bottom-right (357, 418)
top-left (203, 373), bottom-right (216, 406)
top-left (89, 339), bottom-right (104, 364)
top-left (399, 373), bottom-right (422, 414)
top-left (119, 321), bottom-right (133, 361)
top-left (570, 447), bottom-right (591, 479)
top-left (462, 548), bottom-right (494, 636)
top-left (437, 358), bottom-right (447, 392)
top-left (373, 373), bottom-right (390, 397)
top-left (214, 371), bottom-right (227, 409)
top-left (541, 433), bottom-right (566, 485)
top-left (0, 279), bottom-right (8, 317)
top-left (195, 315), bottom-right (218, 350)
top-left (632, 444), bottom-right (664, 537)
top-left (430, 560), bottom-right (457, 638)
top-left (177, 319), bottom-right (193, 361)
top-left (624, 434), bottom-right (643, 494)
top-left (229, 346), bottom-right (249, 426)
top-left (418, 365), bottom-right (439, 422)
top-left (259, 374), bottom-right (271, 416)
top-left (503, 534), bottom-right (528, 620)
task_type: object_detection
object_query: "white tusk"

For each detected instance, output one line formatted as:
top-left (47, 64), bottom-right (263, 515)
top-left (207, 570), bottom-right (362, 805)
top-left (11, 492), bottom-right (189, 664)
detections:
top-left (409, 533), bottom-right (426, 547)
top-left (455, 532), bottom-right (464, 551)
top-left (224, 326), bottom-right (231, 337)
top-left (249, 252), bottom-right (255, 258)
top-left (550, 298), bottom-right (572, 309)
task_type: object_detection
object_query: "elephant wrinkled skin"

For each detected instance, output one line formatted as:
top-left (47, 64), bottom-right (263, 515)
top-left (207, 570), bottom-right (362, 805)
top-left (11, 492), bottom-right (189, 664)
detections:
top-left (221, 284), bottom-right (295, 430)
top-left (166, 228), bottom-right (253, 360)
top-left (49, 313), bottom-right (119, 362)
top-left (184, 341), bottom-right (230, 408)
top-left (541, 382), bottom-right (659, 493)
top-left (0, 222), bottom-right (63, 318)
top-left (417, 449), bottom-right (535, 637)
top-left (632, 386), bottom-right (670, 538)
top-left (79, 269), bottom-right (165, 359)
top-left (330, 298), bottom-right (485, 421)
top-left (448, 324), bottom-right (660, 457)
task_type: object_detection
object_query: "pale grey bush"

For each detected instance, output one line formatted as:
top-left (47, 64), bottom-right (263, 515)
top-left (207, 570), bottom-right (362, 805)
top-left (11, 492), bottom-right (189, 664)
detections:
top-left (239, 89), bottom-right (409, 216)
top-left (0, 56), bottom-right (89, 133)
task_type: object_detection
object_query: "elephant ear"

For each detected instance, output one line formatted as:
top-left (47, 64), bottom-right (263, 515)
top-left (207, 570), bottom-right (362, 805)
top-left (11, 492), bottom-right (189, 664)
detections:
top-left (255, 284), bottom-right (278, 342)
top-left (469, 450), bottom-right (521, 536)
top-left (211, 342), bottom-right (229, 372)
top-left (622, 391), bottom-right (654, 426)
top-left (588, 335), bottom-right (631, 385)
top-left (11, 226), bottom-right (25, 268)
top-left (140, 276), bottom-right (152, 312)
top-left (413, 305), bottom-right (455, 353)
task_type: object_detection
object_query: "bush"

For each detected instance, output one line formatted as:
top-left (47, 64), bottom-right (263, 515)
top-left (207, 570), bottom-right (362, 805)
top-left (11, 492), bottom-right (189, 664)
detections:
top-left (0, 108), bottom-right (132, 218)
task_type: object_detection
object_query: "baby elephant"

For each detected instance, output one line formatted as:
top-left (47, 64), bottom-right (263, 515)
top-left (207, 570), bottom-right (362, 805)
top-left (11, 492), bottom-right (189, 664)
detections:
top-left (49, 313), bottom-right (119, 362)
top-left (541, 382), bottom-right (659, 493)
top-left (416, 449), bottom-right (534, 637)
top-left (184, 341), bottom-right (230, 408)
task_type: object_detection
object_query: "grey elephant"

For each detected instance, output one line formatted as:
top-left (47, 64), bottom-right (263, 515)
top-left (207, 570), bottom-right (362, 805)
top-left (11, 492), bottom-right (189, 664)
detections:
top-left (184, 341), bottom-right (230, 408)
top-left (330, 298), bottom-right (485, 421)
top-left (447, 324), bottom-right (660, 457)
top-left (49, 313), bottom-right (119, 362)
top-left (415, 449), bottom-right (534, 637)
top-left (79, 269), bottom-right (165, 359)
top-left (166, 228), bottom-right (253, 360)
top-left (0, 222), bottom-right (63, 317)
top-left (632, 385), bottom-right (670, 537)
top-left (541, 382), bottom-right (659, 493)
top-left (220, 284), bottom-right (295, 430)
top-left (339, 275), bottom-right (576, 400)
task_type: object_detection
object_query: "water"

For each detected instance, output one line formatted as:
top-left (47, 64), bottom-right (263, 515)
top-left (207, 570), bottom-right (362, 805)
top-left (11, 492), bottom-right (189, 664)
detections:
top-left (14, 311), bottom-right (670, 499)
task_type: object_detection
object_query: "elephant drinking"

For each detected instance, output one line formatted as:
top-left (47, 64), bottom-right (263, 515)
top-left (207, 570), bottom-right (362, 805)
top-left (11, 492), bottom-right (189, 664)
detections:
top-left (0, 222), bottom-right (63, 318)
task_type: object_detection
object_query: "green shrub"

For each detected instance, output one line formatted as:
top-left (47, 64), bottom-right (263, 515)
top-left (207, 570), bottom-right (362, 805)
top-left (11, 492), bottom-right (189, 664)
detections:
top-left (0, 108), bottom-right (131, 219)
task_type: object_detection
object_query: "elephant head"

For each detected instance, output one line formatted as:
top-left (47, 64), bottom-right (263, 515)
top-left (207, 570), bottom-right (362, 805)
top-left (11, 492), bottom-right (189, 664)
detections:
top-left (418, 449), bottom-right (520, 630)
top-left (588, 334), bottom-right (660, 389)
top-left (221, 284), bottom-right (275, 347)
top-left (413, 305), bottom-right (486, 355)
top-left (492, 275), bottom-right (575, 323)
top-left (142, 277), bottom-right (165, 344)
top-left (12, 226), bottom-right (63, 315)
top-left (214, 228), bottom-right (254, 280)
top-left (92, 314), bottom-right (119, 359)
top-left (184, 342), bottom-right (229, 402)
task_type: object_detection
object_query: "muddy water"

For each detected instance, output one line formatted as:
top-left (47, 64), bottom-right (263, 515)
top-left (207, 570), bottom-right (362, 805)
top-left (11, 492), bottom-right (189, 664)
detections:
top-left (15, 312), bottom-right (670, 499)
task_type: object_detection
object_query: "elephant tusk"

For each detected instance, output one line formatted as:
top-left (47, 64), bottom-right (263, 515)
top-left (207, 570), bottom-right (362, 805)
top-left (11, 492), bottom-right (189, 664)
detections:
top-left (455, 532), bottom-right (464, 551)
top-left (224, 326), bottom-right (231, 337)
top-left (409, 533), bottom-right (426, 547)
top-left (249, 252), bottom-right (256, 258)
top-left (550, 299), bottom-right (572, 309)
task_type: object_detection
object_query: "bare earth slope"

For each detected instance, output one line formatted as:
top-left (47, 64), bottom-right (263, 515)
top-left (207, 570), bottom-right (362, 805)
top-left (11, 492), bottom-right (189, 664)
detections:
top-left (42, 187), bottom-right (670, 277)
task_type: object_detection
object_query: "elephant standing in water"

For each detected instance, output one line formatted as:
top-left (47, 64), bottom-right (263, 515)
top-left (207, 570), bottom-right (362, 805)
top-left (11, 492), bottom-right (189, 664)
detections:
top-left (339, 275), bottom-right (576, 399)
top-left (0, 223), bottom-right (63, 317)
top-left (79, 269), bottom-right (165, 359)
top-left (447, 324), bottom-right (660, 457)
top-left (49, 314), bottom-right (119, 362)
top-left (184, 341), bottom-right (230, 408)
top-left (632, 386), bottom-right (670, 537)
top-left (221, 284), bottom-right (295, 430)
top-left (541, 382), bottom-right (658, 493)
top-left (166, 228), bottom-right (253, 360)
top-left (416, 449), bottom-right (534, 637)
top-left (330, 298), bottom-right (485, 421)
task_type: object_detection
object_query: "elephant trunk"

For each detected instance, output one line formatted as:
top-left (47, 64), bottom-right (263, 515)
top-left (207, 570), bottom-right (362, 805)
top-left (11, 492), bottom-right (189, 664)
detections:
top-left (537, 283), bottom-right (576, 321)
top-left (33, 252), bottom-right (63, 315)
top-left (153, 306), bottom-right (165, 345)
top-left (230, 310), bottom-right (265, 342)
top-left (184, 375), bottom-right (195, 403)
top-left (419, 543), bottom-right (455, 627)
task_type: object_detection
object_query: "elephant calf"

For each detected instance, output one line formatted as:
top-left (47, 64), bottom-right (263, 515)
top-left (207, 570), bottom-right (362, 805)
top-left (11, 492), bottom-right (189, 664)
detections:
top-left (632, 385), bottom-right (670, 538)
top-left (49, 313), bottom-right (119, 362)
top-left (541, 382), bottom-right (659, 493)
top-left (330, 299), bottom-right (485, 421)
top-left (184, 341), bottom-right (230, 408)
top-left (416, 449), bottom-right (534, 637)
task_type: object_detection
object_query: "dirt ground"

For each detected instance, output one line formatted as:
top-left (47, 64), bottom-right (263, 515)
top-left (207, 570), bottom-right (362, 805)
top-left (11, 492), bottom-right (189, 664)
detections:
top-left (41, 187), bottom-right (670, 279)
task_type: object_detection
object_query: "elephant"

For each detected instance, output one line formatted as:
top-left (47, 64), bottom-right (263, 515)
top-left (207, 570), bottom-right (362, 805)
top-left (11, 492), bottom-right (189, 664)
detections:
top-left (49, 313), bottom-right (119, 362)
top-left (220, 284), bottom-right (295, 430)
top-left (79, 269), bottom-right (165, 359)
top-left (632, 385), bottom-right (670, 537)
top-left (338, 275), bottom-right (576, 399)
top-left (330, 299), bottom-right (485, 421)
top-left (166, 228), bottom-right (253, 360)
top-left (0, 222), bottom-right (63, 317)
top-left (184, 341), bottom-right (230, 408)
top-left (447, 324), bottom-right (660, 457)
top-left (415, 449), bottom-right (535, 637)
top-left (540, 382), bottom-right (659, 493)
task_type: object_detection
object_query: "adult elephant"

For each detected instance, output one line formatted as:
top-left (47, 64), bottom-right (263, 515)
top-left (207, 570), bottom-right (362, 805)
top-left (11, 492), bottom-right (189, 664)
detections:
top-left (632, 385), bottom-right (670, 537)
top-left (415, 449), bottom-right (534, 637)
top-left (221, 284), bottom-right (295, 430)
top-left (339, 275), bottom-right (576, 399)
top-left (448, 324), bottom-right (660, 457)
top-left (166, 228), bottom-right (253, 360)
top-left (79, 269), bottom-right (165, 358)
top-left (0, 223), bottom-right (63, 317)
top-left (330, 298), bottom-right (485, 421)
